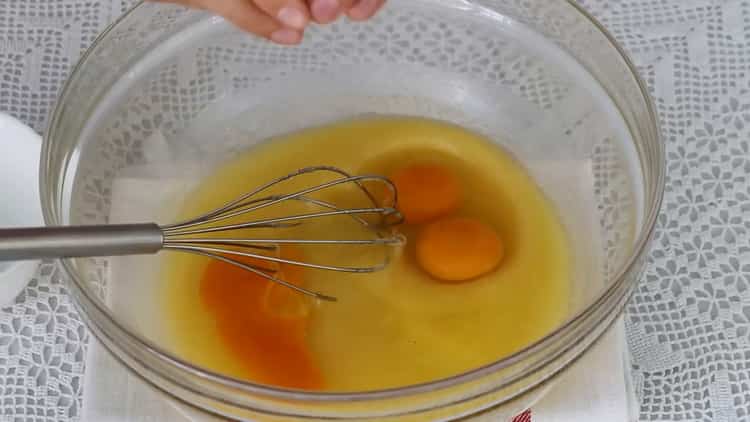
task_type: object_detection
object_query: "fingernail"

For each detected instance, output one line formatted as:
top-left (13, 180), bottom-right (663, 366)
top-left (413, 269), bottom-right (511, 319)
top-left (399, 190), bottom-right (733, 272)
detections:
top-left (270, 28), bottom-right (302, 45)
top-left (311, 0), bottom-right (341, 23)
top-left (348, 0), bottom-right (377, 20)
top-left (278, 7), bottom-right (307, 29)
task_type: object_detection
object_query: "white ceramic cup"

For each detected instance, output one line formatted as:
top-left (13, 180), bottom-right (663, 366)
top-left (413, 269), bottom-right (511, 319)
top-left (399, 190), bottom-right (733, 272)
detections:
top-left (0, 113), bottom-right (44, 306)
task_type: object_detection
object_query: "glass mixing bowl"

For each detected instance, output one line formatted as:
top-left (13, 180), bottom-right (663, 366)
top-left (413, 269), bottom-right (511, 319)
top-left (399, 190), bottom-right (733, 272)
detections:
top-left (42, 0), bottom-right (663, 419)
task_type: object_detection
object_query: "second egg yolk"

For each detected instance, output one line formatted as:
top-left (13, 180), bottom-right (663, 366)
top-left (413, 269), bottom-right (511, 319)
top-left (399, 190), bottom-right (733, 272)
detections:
top-left (390, 164), bottom-right (462, 224)
top-left (416, 217), bottom-right (505, 282)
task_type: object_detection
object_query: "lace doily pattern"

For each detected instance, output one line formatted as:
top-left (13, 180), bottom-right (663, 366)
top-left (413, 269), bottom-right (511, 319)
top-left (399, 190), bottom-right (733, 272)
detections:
top-left (0, 1), bottom-right (128, 419)
top-left (585, 1), bottom-right (750, 421)
top-left (0, 0), bottom-right (746, 421)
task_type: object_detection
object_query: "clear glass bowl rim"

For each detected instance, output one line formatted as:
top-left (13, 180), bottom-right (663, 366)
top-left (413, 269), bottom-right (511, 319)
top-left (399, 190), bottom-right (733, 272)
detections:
top-left (41, 0), bottom-right (665, 405)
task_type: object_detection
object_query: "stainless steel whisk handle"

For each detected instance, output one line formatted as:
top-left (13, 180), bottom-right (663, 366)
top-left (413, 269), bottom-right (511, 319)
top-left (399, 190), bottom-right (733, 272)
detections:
top-left (0, 224), bottom-right (163, 260)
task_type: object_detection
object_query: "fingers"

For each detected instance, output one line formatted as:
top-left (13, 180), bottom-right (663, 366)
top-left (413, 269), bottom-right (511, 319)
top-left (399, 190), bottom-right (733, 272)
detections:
top-left (308, 0), bottom-right (344, 24)
top-left (347, 0), bottom-right (385, 21)
top-left (254, 0), bottom-right (311, 30)
top-left (209, 0), bottom-right (304, 44)
top-left (154, 0), bottom-right (384, 46)
top-left (307, 0), bottom-right (383, 24)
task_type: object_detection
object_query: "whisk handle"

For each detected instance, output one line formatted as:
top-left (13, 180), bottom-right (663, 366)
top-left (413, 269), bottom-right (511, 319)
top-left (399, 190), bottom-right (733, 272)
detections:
top-left (0, 224), bottom-right (163, 261)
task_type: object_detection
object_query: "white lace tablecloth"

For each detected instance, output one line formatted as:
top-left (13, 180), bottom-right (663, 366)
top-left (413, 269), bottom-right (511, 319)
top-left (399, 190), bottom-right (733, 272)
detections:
top-left (0, 0), bottom-right (745, 420)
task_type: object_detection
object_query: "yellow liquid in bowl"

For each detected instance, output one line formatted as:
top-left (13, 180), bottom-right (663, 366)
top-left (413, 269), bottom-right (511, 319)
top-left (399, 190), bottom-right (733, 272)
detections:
top-left (163, 116), bottom-right (571, 391)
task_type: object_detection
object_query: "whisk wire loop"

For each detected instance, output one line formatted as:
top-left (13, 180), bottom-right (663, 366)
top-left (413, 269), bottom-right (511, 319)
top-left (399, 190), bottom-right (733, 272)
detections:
top-left (160, 166), bottom-right (403, 301)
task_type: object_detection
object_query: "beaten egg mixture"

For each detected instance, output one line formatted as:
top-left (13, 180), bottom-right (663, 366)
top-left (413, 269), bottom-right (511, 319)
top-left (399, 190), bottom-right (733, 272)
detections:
top-left (163, 116), bottom-right (571, 391)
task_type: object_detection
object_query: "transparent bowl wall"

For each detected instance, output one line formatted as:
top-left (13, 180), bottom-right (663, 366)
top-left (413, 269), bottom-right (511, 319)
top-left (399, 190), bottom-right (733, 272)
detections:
top-left (42, 0), bottom-right (663, 420)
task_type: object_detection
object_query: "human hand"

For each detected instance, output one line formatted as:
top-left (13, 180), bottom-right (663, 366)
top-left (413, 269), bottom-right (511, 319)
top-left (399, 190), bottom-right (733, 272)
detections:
top-left (155, 0), bottom-right (386, 45)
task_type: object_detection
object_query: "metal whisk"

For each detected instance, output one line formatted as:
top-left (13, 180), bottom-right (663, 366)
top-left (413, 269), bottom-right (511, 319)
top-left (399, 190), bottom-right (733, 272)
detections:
top-left (0, 166), bottom-right (404, 301)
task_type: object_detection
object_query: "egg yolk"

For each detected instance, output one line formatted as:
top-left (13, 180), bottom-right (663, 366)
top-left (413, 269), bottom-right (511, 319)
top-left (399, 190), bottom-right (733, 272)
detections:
top-left (390, 163), bottom-right (461, 224)
top-left (200, 250), bottom-right (323, 390)
top-left (416, 217), bottom-right (505, 282)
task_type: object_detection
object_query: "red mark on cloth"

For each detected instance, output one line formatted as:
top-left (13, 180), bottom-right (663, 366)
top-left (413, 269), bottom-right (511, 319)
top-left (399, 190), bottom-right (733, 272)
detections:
top-left (512, 410), bottom-right (532, 422)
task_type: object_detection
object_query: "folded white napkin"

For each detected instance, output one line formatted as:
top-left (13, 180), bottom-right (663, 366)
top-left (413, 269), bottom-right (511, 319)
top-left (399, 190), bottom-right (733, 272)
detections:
top-left (532, 319), bottom-right (632, 422)
top-left (81, 132), bottom-right (632, 421)
top-left (82, 321), bottom-right (631, 422)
